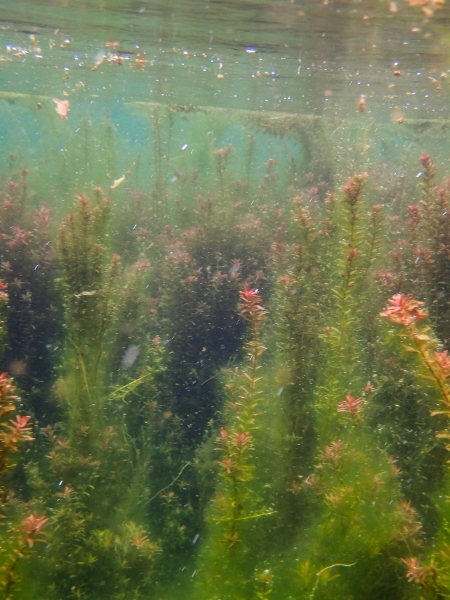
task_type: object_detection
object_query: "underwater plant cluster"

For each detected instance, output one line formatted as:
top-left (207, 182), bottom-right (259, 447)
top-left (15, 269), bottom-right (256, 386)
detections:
top-left (1, 140), bottom-right (450, 600)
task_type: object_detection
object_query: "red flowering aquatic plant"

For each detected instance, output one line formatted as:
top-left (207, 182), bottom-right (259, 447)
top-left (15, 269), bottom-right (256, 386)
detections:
top-left (0, 369), bottom-right (48, 597)
top-left (319, 440), bottom-right (346, 467)
top-left (380, 293), bottom-right (450, 422)
top-left (401, 557), bottom-right (438, 592)
top-left (0, 373), bottom-right (34, 472)
top-left (1, 513), bottom-right (48, 599)
top-left (239, 287), bottom-right (267, 323)
top-left (380, 293), bottom-right (450, 592)
top-left (380, 293), bottom-right (428, 326)
top-left (239, 287), bottom-right (267, 381)
top-left (337, 394), bottom-right (363, 418)
top-left (20, 514), bottom-right (48, 548)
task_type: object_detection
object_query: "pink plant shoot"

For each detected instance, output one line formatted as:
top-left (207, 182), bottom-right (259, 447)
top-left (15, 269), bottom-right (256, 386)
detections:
top-left (433, 351), bottom-right (450, 379)
top-left (238, 287), bottom-right (267, 324)
top-left (337, 394), bottom-right (363, 417)
top-left (21, 514), bottom-right (49, 548)
top-left (380, 293), bottom-right (428, 326)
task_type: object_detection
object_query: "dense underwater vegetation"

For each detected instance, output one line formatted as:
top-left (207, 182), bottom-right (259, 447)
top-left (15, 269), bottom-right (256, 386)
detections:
top-left (1, 0), bottom-right (450, 598)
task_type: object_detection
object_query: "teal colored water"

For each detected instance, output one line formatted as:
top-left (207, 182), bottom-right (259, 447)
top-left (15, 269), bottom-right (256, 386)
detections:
top-left (0, 2), bottom-right (449, 599)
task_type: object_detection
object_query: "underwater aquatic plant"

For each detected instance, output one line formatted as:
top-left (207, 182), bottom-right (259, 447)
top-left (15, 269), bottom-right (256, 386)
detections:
top-left (379, 293), bottom-right (450, 593)
top-left (57, 191), bottom-right (120, 439)
top-left (0, 197), bottom-right (62, 422)
top-left (401, 556), bottom-right (438, 590)
top-left (214, 287), bottom-right (268, 546)
top-left (274, 175), bottom-right (425, 599)
top-left (0, 513), bottom-right (48, 600)
top-left (0, 368), bottom-right (48, 600)
top-left (193, 287), bottom-right (274, 599)
top-left (380, 293), bottom-right (428, 326)
top-left (398, 155), bottom-right (450, 346)
top-left (0, 372), bottom-right (33, 476)
top-left (337, 394), bottom-right (363, 418)
top-left (380, 294), bottom-right (450, 417)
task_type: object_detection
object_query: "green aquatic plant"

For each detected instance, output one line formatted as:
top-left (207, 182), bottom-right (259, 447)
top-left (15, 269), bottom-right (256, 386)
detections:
top-left (213, 146), bottom-right (233, 204)
top-left (393, 155), bottom-right (450, 346)
top-left (215, 287), bottom-right (269, 547)
top-left (34, 377), bottom-right (161, 599)
top-left (270, 191), bottom-right (337, 539)
top-left (57, 190), bottom-right (119, 442)
top-left (379, 292), bottom-right (450, 596)
top-left (193, 288), bottom-right (276, 599)
top-left (20, 193), bottom-right (165, 600)
top-left (315, 174), bottom-right (369, 432)
top-left (270, 175), bottom-right (419, 599)
top-left (1, 514), bottom-right (48, 600)
top-left (416, 155), bottom-right (450, 345)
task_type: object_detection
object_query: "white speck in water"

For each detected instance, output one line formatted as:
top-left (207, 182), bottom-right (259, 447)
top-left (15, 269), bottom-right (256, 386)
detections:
top-left (121, 345), bottom-right (140, 370)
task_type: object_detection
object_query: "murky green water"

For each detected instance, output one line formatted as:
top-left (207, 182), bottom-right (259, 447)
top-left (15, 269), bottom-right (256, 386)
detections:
top-left (0, 1), bottom-right (450, 599)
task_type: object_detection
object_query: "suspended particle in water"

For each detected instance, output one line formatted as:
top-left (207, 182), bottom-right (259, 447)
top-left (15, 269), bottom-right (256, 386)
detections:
top-left (92, 49), bottom-right (105, 71)
top-left (121, 345), bottom-right (140, 370)
top-left (357, 94), bottom-right (367, 112)
top-left (53, 98), bottom-right (70, 119)
top-left (111, 175), bottom-right (125, 189)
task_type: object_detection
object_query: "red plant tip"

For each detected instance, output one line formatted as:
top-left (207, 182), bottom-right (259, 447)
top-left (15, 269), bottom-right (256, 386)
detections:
top-left (8, 414), bottom-right (34, 444)
top-left (239, 287), bottom-right (267, 323)
top-left (347, 248), bottom-right (358, 262)
top-left (279, 274), bottom-right (295, 290)
top-left (219, 457), bottom-right (236, 474)
top-left (11, 415), bottom-right (31, 431)
top-left (239, 287), bottom-right (261, 304)
top-left (434, 351), bottom-right (450, 379)
top-left (231, 431), bottom-right (253, 450)
top-left (21, 514), bottom-right (48, 547)
top-left (337, 394), bottom-right (363, 416)
top-left (0, 373), bottom-right (17, 400)
top-left (321, 440), bottom-right (346, 464)
top-left (419, 154), bottom-right (432, 169)
top-left (364, 381), bottom-right (375, 394)
top-left (407, 204), bottom-right (421, 227)
top-left (401, 556), bottom-right (436, 587)
top-left (341, 173), bottom-right (367, 206)
top-left (380, 293), bottom-right (428, 326)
